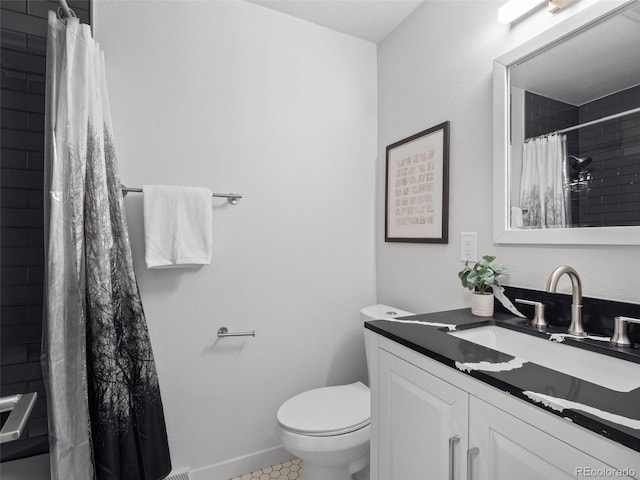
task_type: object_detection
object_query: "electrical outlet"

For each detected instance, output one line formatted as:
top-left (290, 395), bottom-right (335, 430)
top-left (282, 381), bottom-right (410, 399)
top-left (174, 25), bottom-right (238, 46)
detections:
top-left (460, 232), bottom-right (477, 262)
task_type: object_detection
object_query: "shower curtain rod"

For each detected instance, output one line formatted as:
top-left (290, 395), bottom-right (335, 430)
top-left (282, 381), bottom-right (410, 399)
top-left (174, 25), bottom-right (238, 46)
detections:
top-left (120, 185), bottom-right (243, 205)
top-left (527, 105), bottom-right (640, 141)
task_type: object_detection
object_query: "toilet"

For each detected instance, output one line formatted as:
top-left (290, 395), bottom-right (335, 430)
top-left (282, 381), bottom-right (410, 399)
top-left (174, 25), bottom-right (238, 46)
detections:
top-left (277, 304), bottom-right (414, 480)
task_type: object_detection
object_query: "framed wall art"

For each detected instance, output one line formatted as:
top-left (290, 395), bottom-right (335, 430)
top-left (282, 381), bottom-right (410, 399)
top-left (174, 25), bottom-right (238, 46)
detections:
top-left (385, 121), bottom-right (450, 243)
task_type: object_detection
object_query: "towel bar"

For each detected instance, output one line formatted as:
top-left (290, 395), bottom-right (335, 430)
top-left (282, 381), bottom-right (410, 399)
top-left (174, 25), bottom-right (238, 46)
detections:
top-left (217, 327), bottom-right (255, 338)
top-left (121, 185), bottom-right (243, 205)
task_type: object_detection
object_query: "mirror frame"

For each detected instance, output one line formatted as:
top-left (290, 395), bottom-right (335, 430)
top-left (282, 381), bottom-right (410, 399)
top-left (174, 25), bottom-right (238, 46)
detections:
top-left (493, 0), bottom-right (640, 245)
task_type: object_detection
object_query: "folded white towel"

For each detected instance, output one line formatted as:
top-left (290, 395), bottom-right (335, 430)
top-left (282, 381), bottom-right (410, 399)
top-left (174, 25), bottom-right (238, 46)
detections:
top-left (511, 206), bottom-right (524, 229)
top-left (143, 185), bottom-right (212, 268)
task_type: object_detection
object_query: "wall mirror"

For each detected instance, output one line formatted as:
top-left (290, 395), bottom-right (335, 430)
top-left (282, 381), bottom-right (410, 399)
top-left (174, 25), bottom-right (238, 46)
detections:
top-left (493, 0), bottom-right (640, 244)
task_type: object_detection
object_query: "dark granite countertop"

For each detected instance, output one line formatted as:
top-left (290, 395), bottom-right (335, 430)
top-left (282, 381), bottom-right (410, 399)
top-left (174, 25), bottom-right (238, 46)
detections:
top-left (365, 309), bottom-right (640, 453)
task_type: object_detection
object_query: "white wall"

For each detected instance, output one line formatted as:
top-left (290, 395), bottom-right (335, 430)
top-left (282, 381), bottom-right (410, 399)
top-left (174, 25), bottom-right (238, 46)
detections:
top-left (377, 0), bottom-right (640, 314)
top-left (94, 1), bottom-right (377, 476)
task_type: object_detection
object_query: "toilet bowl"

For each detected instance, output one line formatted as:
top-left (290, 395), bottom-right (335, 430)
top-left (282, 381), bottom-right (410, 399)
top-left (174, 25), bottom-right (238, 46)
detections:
top-left (277, 305), bottom-right (414, 480)
top-left (277, 382), bottom-right (370, 480)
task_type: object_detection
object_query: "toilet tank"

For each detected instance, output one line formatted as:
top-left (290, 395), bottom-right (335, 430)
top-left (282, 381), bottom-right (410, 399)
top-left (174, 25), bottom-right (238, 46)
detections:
top-left (362, 304), bottom-right (414, 387)
top-left (360, 304), bottom-right (414, 322)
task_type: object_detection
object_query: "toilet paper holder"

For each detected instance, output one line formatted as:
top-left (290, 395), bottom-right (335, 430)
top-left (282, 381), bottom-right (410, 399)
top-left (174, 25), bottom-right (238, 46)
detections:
top-left (217, 327), bottom-right (256, 338)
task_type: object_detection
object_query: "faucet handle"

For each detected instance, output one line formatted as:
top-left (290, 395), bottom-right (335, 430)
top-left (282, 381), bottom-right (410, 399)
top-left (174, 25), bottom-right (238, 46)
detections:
top-left (515, 299), bottom-right (547, 329)
top-left (611, 316), bottom-right (640, 347)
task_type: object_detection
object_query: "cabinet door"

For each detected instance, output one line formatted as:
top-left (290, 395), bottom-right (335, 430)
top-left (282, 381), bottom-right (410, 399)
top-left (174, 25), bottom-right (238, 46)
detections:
top-left (469, 397), bottom-right (636, 480)
top-left (379, 349), bottom-right (468, 479)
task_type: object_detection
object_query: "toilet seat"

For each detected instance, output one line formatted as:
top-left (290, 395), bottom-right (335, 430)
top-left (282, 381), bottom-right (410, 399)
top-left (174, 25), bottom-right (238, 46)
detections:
top-left (277, 382), bottom-right (370, 437)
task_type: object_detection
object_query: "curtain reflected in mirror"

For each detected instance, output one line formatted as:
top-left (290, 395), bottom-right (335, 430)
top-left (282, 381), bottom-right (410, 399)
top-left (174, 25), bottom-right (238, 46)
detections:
top-left (517, 134), bottom-right (568, 229)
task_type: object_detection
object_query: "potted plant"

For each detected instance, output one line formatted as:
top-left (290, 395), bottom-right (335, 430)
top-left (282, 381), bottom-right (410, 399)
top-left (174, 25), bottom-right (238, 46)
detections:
top-left (458, 255), bottom-right (506, 316)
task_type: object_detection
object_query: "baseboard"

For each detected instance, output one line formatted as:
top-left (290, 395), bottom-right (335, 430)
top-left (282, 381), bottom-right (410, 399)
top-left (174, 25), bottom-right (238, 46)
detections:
top-left (0, 448), bottom-right (290, 480)
top-left (0, 449), bottom-right (292, 480)
top-left (190, 446), bottom-right (293, 480)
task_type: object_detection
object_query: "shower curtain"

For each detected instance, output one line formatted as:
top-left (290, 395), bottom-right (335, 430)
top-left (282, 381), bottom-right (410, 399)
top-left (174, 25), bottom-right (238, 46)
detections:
top-left (519, 134), bottom-right (568, 229)
top-left (43, 12), bottom-right (171, 480)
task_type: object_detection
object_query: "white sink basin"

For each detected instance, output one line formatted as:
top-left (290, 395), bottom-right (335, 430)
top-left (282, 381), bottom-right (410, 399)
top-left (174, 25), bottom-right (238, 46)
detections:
top-left (449, 325), bottom-right (640, 392)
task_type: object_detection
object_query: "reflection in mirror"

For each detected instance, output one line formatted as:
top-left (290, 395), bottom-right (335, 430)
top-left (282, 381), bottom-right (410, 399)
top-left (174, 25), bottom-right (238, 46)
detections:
top-left (508, 3), bottom-right (640, 230)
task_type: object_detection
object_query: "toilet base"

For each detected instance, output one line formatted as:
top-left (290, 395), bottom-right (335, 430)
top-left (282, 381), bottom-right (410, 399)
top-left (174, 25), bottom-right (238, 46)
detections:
top-left (279, 425), bottom-right (370, 480)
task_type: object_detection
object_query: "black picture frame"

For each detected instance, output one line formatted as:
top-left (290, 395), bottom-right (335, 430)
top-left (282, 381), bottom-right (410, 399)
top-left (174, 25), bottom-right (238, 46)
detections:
top-left (385, 121), bottom-right (450, 243)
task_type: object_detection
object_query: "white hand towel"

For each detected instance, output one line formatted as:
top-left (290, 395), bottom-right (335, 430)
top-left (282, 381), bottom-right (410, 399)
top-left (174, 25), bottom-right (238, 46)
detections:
top-left (143, 185), bottom-right (212, 268)
top-left (511, 206), bottom-right (524, 229)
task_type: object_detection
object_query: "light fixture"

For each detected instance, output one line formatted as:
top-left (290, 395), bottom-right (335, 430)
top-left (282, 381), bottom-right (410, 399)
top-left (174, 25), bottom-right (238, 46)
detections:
top-left (498, 0), bottom-right (545, 24)
top-left (548, 0), bottom-right (578, 13)
top-left (498, 0), bottom-right (579, 24)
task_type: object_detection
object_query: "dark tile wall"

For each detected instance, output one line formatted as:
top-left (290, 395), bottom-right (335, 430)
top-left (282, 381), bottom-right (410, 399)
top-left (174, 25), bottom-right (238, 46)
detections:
top-left (1, 0), bottom-right (91, 462)
top-left (524, 91), bottom-right (579, 155)
top-left (577, 85), bottom-right (640, 227)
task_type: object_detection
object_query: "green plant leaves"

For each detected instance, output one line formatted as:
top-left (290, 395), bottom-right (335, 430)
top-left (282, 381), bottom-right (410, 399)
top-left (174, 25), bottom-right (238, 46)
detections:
top-left (480, 255), bottom-right (496, 264)
top-left (457, 255), bottom-right (506, 293)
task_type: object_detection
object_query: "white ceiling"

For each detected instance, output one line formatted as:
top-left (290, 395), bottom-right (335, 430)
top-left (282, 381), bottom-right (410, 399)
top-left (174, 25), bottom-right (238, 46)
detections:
top-left (244, 0), bottom-right (424, 43)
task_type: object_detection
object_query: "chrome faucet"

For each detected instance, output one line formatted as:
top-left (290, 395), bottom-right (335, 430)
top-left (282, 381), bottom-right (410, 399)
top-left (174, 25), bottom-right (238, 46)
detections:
top-left (546, 265), bottom-right (586, 336)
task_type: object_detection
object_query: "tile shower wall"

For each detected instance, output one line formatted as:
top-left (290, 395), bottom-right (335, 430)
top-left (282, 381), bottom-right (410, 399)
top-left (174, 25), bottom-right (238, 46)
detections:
top-left (524, 91), bottom-right (579, 154)
top-left (577, 85), bottom-right (640, 227)
top-left (0, 0), bottom-right (91, 462)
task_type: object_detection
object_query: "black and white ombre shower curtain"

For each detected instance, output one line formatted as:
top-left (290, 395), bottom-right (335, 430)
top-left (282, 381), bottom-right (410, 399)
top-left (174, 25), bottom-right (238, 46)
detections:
top-left (43, 11), bottom-right (171, 480)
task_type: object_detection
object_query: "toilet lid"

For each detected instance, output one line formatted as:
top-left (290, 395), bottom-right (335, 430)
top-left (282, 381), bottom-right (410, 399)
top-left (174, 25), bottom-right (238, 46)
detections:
top-left (277, 382), bottom-right (370, 437)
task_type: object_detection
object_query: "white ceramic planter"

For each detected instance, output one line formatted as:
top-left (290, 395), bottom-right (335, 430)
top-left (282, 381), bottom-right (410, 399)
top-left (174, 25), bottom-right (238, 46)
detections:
top-left (470, 293), bottom-right (494, 317)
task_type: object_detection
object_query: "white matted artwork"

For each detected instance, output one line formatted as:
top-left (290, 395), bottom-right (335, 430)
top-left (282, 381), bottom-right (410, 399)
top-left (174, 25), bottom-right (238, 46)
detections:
top-left (385, 121), bottom-right (450, 243)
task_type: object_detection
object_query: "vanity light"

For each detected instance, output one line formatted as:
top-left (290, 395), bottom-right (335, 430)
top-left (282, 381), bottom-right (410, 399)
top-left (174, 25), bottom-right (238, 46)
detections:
top-left (498, 0), bottom-right (545, 24)
top-left (548, 0), bottom-right (578, 13)
top-left (498, 0), bottom-right (578, 24)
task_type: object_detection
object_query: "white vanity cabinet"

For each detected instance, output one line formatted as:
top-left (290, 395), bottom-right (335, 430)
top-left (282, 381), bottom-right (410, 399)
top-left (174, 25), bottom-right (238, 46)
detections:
top-left (378, 349), bottom-right (468, 479)
top-left (469, 397), bottom-right (618, 480)
top-left (366, 331), bottom-right (640, 480)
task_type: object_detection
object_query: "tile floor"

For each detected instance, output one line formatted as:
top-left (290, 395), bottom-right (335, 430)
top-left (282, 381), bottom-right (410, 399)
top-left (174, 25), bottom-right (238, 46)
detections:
top-left (231, 458), bottom-right (302, 480)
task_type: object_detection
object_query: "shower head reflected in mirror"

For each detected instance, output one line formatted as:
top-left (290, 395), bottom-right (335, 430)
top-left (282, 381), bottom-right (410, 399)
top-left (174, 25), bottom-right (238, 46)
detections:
top-left (568, 155), bottom-right (593, 171)
top-left (565, 155), bottom-right (593, 193)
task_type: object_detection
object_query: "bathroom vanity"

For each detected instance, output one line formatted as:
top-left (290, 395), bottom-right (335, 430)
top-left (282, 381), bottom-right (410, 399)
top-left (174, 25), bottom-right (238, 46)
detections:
top-left (364, 310), bottom-right (640, 480)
